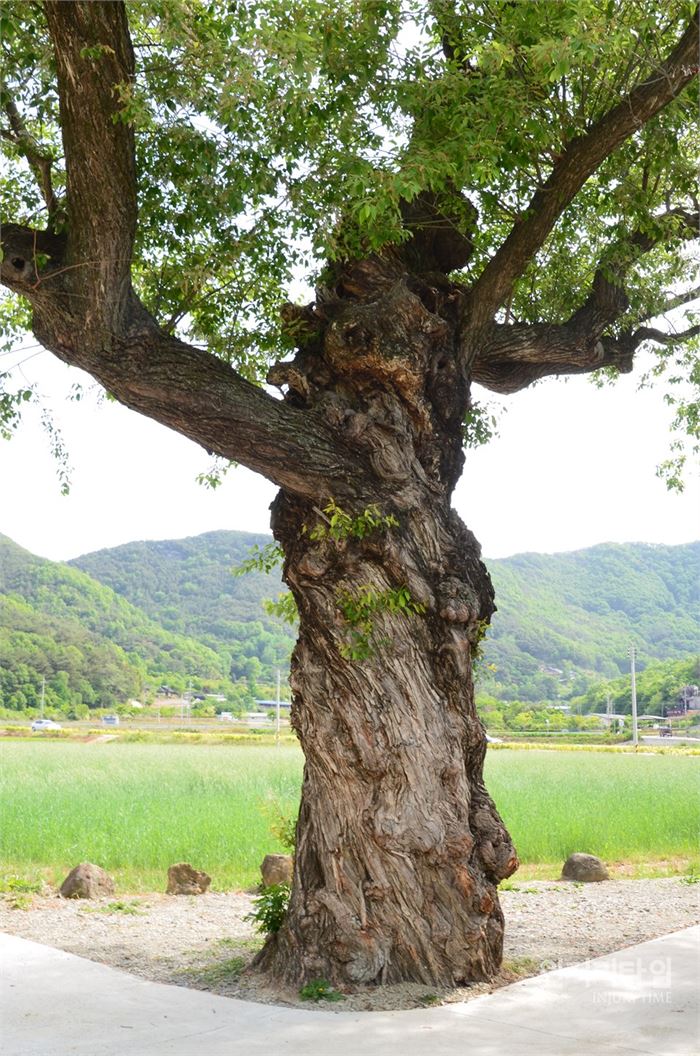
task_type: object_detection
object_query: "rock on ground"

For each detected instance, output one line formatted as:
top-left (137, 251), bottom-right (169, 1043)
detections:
top-left (59, 863), bottom-right (115, 900)
top-left (260, 855), bottom-right (293, 887)
top-left (562, 853), bottom-right (610, 882)
top-left (166, 863), bottom-right (211, 895)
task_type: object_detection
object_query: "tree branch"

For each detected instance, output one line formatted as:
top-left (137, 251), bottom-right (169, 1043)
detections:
top-left (470, 197), bottom-right (699, 394)
top-left (0, 222), bottom-right (366, 501)
top-left (568, 208), bottom-right (699, 335)
top-left (465, 9), bottom-right (699, 333)
top-left (472, 312), bottom-right (700, 396)
top-left (2, 5), bottom-right (365, 502)
top-left (42, 0), bottom-right (138, 341)
top-left (471, 321), bottom-right (632, 394)
top-left (1, 94), bottom-right (58, 217)
top-left (629, 323), bottom-right (700, 346)
top-left (636, 284), bottom-right (700, 322)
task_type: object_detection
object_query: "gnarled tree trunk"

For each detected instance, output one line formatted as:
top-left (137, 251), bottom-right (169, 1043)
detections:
top-left (254, 263), bottom-right (518, 987)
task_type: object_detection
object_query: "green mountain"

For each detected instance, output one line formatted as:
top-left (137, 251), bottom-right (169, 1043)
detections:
top-left (0, 592), bottom-right (141, 712)
top-left (71, 530), bottom-right (295, 682)
top-left (483, 542), bottom-right (700, 700)
top-left (0, 534), bottom-right (229, 714)
top-left (71, 532), bottom-right (699, 703)
top-left (2, 530), bottom-right (696, 716)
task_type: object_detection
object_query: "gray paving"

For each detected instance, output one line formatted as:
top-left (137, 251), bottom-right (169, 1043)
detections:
top-left (1, 926), bottom-right (698, 1055)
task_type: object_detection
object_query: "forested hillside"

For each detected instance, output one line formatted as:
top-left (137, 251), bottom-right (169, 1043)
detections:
top-left (2, 531), bottom-right (696, 714)
top-left (483, 542), bottom-right (700, 700)
top-left (0, 594), bottom-right (141, 712)
top-left (71, 531), bottom-right (295, 681)
top-left (0, 534), bottom-right (228, 713)
top-left (72, 533), bottom-right (699, 702)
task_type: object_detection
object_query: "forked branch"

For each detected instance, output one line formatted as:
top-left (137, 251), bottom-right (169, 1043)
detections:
top-left (1, 94), bottom-right (59, 218)
top-left (465, 9), bottom-right (699, 333)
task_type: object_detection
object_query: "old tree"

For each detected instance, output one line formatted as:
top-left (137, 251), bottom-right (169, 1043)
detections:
top-left (1, 1), bottom-right (698, 986)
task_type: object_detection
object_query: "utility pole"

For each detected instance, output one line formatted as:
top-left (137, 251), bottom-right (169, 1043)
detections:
top-left (681, 685), bottom-right (691, 714)
top-left (628, 645), bottom-right (639, 747)
top-left (40, 676), bottom-right (45, 719)
top-left (275, 669), bottom-right (281, 748)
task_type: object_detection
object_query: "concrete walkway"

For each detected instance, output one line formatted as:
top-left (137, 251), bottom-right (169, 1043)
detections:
top-left (1, 927), bottom-right (698, 1056)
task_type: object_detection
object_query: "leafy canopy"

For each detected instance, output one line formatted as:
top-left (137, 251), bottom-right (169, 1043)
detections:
top-left (1, 0), bottom-right (697, 472)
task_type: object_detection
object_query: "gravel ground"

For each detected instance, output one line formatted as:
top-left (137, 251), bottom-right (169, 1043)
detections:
top-left (1, 878), bottom-right (698, 1012)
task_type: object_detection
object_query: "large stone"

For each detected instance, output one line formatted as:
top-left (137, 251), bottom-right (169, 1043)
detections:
top-left (166, 862), bottom-right (211, 895)
top-left (261, 854), bottom-right (294, 887)
top-left (59, 863), bottom-right (115, 899)
top-left (561, 853), bottom-right (610, 882)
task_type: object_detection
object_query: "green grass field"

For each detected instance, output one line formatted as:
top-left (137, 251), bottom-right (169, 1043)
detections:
top-left (1, 741), bottom-right (697, 891)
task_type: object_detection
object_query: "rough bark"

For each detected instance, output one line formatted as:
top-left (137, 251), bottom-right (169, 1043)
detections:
top-left (257, 495), bottom-right (517, 987)
top-left (253, 269), bottom-right (516, 987)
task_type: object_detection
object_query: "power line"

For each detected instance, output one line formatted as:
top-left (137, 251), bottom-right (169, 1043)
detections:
top-left (0, 343), bottom-right (43, 358)
top-left (0, 349), bottom-right (45, 374)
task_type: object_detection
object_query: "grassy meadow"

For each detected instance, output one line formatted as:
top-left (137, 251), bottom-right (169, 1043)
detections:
top-left (1, 740), bottom-right (698, 891)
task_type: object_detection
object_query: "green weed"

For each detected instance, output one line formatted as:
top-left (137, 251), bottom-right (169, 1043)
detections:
top-left (220, 936), bottom-right (264, 952)
top-left (503, 957), bottom-right (540, 977)
top-left (0, 874), bottom-right (42, 894)
top-left (246, 883), bottom-right (290, 934)
top-left (419, 993), bottom-right (441, 1006)
top-left (196, 956), bottom-right (246, 985)
top-left (81, 900), bottom-right (144, 915)
top-left (8, 893), bottom-right (33, 910)
top-left (299, 978), bottom-right (344, 1002)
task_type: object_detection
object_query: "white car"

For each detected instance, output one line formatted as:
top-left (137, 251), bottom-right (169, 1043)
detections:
top-left (31, 719), bottom-right (62, 732)
top-left (485, 734), bottom-right (504, 744)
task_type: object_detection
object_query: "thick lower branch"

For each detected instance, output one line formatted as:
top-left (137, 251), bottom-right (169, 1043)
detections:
top-left (472, 322), bottom-right (635, 394)
top-left (473, 299), bottom-right (700, 395)
top-left (1, 212), bottom-right (369, 503)
top-left (35, 298), bottom-right (367, 501)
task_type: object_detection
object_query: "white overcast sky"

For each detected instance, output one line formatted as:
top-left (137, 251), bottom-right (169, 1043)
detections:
top-left (0, 344), bottom-right (697, 563)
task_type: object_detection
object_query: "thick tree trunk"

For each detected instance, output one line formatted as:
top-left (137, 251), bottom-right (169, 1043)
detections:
top-left (254, 267), bottom-right (517, 988)
top-left (255, 491), bottom-right (517, 987)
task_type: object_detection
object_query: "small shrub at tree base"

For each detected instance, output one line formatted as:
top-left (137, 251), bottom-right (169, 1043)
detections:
top-left (299, 978), bottom-right (345, 1002)
top-left (196, 956), bottom-right (246, 985)
top-left (419, 993), bottom-right (441, 1006)
top-left (246, 882), bottom-right (290, 934)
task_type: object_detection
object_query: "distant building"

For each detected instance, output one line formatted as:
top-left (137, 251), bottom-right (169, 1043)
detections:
top-left (591, 713), bottom-right (625, 728)
top-left (245, 711), bottom-right (272, 724)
